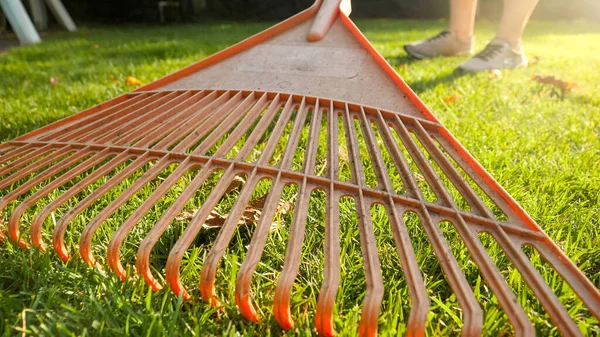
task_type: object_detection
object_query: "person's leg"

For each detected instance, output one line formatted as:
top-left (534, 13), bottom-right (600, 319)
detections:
top-left (448, 0), bottom-right (478, 40)
top-left (495, 0), bottom-right (539, 51)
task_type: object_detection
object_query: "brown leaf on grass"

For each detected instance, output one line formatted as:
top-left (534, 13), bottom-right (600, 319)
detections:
top-left (225, 175), bottom-right (246, 194)
top-left (126, 76), bottom-right (143, 87)
top-left (532, 74), bottom-right (578, 91)
top-left (110, 76), bottom-right (119, 84)
top-left (49, 77), bottom-right (58, 85)
top-left (443, 94), bottom-right (460, 104)
top-left (530, 55), bottom-right (543, 64)
top-left (176, 193), bottom-right (294, 230)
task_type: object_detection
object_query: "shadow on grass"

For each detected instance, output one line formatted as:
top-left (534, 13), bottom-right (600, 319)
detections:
top-left (407, 70), bottom-right (470, 94)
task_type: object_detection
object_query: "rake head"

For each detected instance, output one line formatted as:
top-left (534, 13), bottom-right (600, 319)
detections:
top-left (1, 1), bottom-right (599, 336)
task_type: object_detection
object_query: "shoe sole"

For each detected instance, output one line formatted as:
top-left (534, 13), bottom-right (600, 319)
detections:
top-left (403, 45), bottom-right (425, 60)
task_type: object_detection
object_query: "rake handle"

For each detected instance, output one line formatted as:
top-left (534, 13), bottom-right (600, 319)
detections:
top-left (307, 0), bottom-right (351, 42)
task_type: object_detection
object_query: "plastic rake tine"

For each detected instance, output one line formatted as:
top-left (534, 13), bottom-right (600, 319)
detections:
top-left (1, 0), bottom-right (599, 336)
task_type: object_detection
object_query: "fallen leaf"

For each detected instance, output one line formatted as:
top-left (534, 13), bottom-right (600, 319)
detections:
top-left (225, 175), bottom-right (246, 194)
top-left (49, 77), bottom-right (58, 85)
top-left (530, 55), bottom-right (542, 64)
top-left (92, 44), bottom-right (100, 49)
top-left (443, 94), bottom-right (460, 104)
top-left (126, 76), bottom-right (143, 87)
top-left (176, 192), bottom-right (294, 231)
top-left (532, 74), bottom-right (578, 91)
top-left (110, 76), bottom-right (118, 84)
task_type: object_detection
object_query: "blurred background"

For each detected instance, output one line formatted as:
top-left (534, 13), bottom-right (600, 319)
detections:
top-left (3, 0), bottom-right (600, 28)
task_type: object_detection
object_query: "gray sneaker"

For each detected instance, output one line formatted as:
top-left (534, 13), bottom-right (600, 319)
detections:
top-left (457, 39), bottom-right (528, 73)
top-left (404, 31), bottom-right (474, 59)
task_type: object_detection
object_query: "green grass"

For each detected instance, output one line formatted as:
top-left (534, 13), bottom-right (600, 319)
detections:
top-left (1, 18), bottom-right (600, 336)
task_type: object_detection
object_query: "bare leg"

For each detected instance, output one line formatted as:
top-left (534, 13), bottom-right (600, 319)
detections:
top-left (496, 0), bottom-right (539, 51)
top-left (449, 0), bottom-right (478, 40)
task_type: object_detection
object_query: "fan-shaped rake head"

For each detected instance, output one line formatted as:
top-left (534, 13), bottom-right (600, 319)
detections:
top-left (1, 1), bottom-right (599, 336)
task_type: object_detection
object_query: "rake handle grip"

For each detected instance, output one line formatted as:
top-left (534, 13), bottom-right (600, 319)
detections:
top-left (307, 0), bottom-right (351, 42)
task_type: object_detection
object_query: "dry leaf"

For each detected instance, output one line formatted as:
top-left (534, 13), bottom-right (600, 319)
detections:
top-left (530, 55), bottom-right (542, 64)
top-left (110, 76), bottom-right (118, 84)
top-left (225, 176), bottom-right (246, 194)
top-left (443, 94), bottom-right (460, 104)
top-left (532, 74), bottom-right (578, 91)
top-left (126, 76), bottom-right (143, 87)
top-left (175, 192), bottom-right (293, 231)
top-left (49, 77), bottom-right (58, 85)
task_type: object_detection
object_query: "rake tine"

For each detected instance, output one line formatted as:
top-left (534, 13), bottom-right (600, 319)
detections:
top-left (0, 143), bottom-right (13, 155)
top-left (315, 187), bottom-right (342, 337)
top-left (412, 122), bottom-right (492, 218)
top-left (392, 115), bottom-right (484, 336)
top-left (273, 178), bottom-right (312, 329)
top-left (7, 149), bottom-right (115, 248)
top-left (96, 92), bottom-right (195, 145)
top-left (151, 92), bottom-right (234, 151)
top-left (140, 96), bottom-right (284, 292)
top-left (210, 93), bottom-right (270, 158)
top-left (191, 93), bottom-right (258, 155)
top-left (0, 149), bottom-right (94, 213)
top-left (235, 176), bottom-right (287, 321)
top-left (51, 92), bottom-right (166, 142)
top-left (38, 93), bottom-right (152, 141)
top-left (52, 153), bottom-right (153, 261)
top-left (78, 92), bottom-right (183, 143)
top-left (432, 134), bottom-right (519, 223)
top-left (165, 166), bottom-right (239, 299)
top-left (171, 91), bottom-right (245, 153)
top-left (272, 99), bottom-right (319, 329)
top-left (199, 171), bottom-right (263, 305)
top-left (410, 122), bottom-right (535, 335)
top-left (79, 156), bottom-right (174, 267)
top-left (119, 91), bottom-right (209, 147)
top-left (0, 144), bottom-right (56, 178)
top-left (0, 146), bottom-right (74, 191)
top-left (108, 91), bottom-right (205, 146)
top-left (342, 104), bottom-right (384, 337)
top-left (2, 148), bottom-right (93, 246)
top-left (315, 101), bottom-right (341, 337)
top-left (361, 109), bottom-right (430, 336)
top-left (0, 143), bottom-right (34, 166)
top-left (136, 161), bottom-right (217, 291)
top-left (493, 230), bottom-right (584, 337)
top-left (30, 152), bottom-right (133, 250)
top-left (133, 91), bottom-right (220, 148)
top-left (199, 98), bottom-right (298, 304)
top-left (532, 240), bottom-right (600, 321)
top-left (107, 160), bottom-right (195, 280)
top-left (373, 111), bottom-right (434, 336)
top-left (0, 147), bottom-right (94, 212)
top-left (233, 96), bottom-right (304, 321)
top-left (168, 95), bottom-right (293, 305)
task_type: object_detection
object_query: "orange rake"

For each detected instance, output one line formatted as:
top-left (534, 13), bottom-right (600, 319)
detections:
top-left (1, 0), bottom-right (599, 336)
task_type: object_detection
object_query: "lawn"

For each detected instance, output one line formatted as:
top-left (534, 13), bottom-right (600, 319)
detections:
top-left (1, 18), bottom-right (600, 336)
